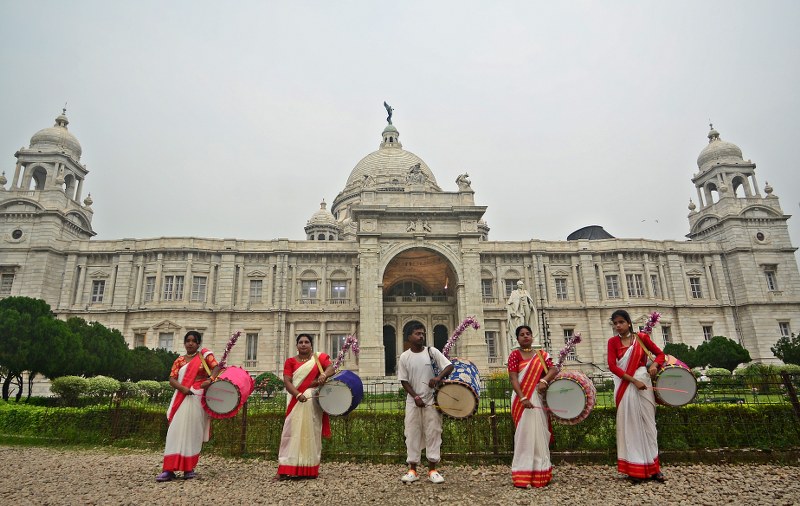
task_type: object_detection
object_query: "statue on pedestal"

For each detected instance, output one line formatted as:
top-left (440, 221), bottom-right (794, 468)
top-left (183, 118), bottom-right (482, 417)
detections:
top-left (506, 280), bottom-right (541, 347)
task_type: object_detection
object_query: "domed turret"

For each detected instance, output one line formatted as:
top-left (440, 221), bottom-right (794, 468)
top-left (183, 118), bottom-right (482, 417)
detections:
top-left (305, 200), bottom-right (341, 240)
top-left (29, 109), bottom-right (83, 161)
top-left (696, 125), bottom-right (743, 172)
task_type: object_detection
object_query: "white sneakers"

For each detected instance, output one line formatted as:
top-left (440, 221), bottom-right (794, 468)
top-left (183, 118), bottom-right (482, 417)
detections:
top-left (428, 470), bottom-right (445, 484)
top-left (400, 470), bottom-right (419, 483)
top-left (400, 469), bottom-right (445, 484)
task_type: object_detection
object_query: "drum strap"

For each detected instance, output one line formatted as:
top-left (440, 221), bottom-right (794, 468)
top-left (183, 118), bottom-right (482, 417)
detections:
top-left (536, 349), bottom-right (549, 373)
top-left (635, 335), bottom-right (656, 363)
top-left (312, 352), bottom-right (325, 376)
top-left (428, 347), bottom-right (446, 377)
top-left (199, 350), bottom-right (212, 377)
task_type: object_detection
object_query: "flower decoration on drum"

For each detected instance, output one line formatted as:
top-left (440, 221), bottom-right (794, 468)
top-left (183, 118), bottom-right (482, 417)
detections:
top-left (556, 332), bottom-right (582, 370)
top-left (219, 330), bottom-right (243, 369)
top-left (642, 311), bottom-right (661, 335)
top-left (442, 316), bottom-right (480, 359)
top-left (333, 334), bottom-right (361, 372)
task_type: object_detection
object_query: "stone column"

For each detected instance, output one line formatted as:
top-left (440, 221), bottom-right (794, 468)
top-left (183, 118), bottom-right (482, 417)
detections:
top-left (12, 162), bottom-right (21, 189)
top-left (154, 254), bottom-right (164, 302)
top-left (75, 263), bottom-right (86, 305)
top-left (184, 254), bottom-right (193, 302)
top-left (133, 262), bottom-right (144, 305)
top-left (618, 253), bottom-right (629, 302)
top-left (704, 259), bottom-right (717, 300)
top-left (571, 263), bottom-right (581, 302)
top-left (643, 254), bottom-right (653, 298)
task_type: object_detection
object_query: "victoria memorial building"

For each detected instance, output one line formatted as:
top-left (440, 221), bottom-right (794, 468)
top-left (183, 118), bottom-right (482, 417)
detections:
top-left (1, 109), bottom-right (799, 378)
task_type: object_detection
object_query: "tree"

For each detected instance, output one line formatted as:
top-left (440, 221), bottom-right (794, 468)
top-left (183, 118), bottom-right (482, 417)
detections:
top-left (663, 342), bottom-right (699, 368)
top-left (126, 346), bottom-right (174, 381)
top-left (66, 317), bottom-right (130, 380)
top-left (771, 333), bottom-right (800, 366)
top-left (694, 336), bottom-right (752, 372)
top-left (0, 297), bottom-right (82, 400)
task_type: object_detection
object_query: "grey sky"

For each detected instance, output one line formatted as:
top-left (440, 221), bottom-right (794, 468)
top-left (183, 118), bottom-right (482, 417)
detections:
top-left (1, 2), bottom-right (798, 252)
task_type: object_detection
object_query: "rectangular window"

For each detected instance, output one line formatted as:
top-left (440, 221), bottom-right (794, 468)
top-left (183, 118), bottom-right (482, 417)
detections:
top-left (555, 278), bottom-right (568, 300)
top-left (626, 273), bottom-right (644, 298)
top-left (330, 334), bottom-right (348, 358)
top-left (563, 329), bottom-right (577, 361)
top-left (485, 331), bottom-right (498, 360)
top-left (690, 277), bottom-right (703, 299)
top-left (330, 281), bottom-right (347, 300)
top-left (702, 325), bottom-right (713, 342)
top-left (191, 276), bottom-right (207, 302)
top-left (661, 325), bottom-right (672, 346)
top-left (163, 275), bottom-right (184, 301)
top-left (301, 280), bottom-right (318, 299)
top-left (158, 332), bottom-right (174, 350)
top-left (481, 279), bottom-right (494, 298)
top-left (779, 322), bottom-right (791, 338)
top-left (650, 274), bottom-right (661, 298)
top-left (249, 280), bottom-right (263, 303)
top-left (245, 332), bottom-right (258, 362)
top-left (0, 273), bottom-right (14, 296)
top-left (144, 276), bottom-right (156, 302)
top-left (91, 280), bottom-right (105, 303)
top-left (765, 270), bottom-right (778, 291)
top-left (134, 333), bottom-right (146, 348)
top-left (504, 279), bottom-right (519, 297)
top-left (605, 275), bottom-right (620, 298)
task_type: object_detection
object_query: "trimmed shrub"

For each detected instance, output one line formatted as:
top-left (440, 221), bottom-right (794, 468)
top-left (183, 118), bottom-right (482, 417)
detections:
top-left (254, 372), bottom-right (284, 398)
top-left (117, 381), bottom-right (144, 399)
top-left (86, 376), bottom-right (121, 398)
top-left (50, 376), bottom-right (88, 404)
top-left (137, 380), bottom-right (162, 400)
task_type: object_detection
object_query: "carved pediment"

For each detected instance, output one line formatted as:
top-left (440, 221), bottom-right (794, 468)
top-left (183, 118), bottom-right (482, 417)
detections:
top-left (685, 269), bottom-right (703, 276)
top-left (247, 270), bottom-right (267, 277)
top-left (89, 270), bottom-right (110, 278)
top-left (152, 319), bottom-right (182, 331)
top-left (550, 269), bottom-right (570, 277)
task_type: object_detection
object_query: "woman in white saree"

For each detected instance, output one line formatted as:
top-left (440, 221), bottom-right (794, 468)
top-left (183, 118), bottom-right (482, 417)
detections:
top-left (275, 334), bottom-right (335, 480)
top-left (607, 310), bottom-right (667, 483)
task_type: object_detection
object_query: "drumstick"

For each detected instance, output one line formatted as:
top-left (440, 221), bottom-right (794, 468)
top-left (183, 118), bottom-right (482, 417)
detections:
top-left (649, 386), bottom-right (689, 393)
top-left (530, 405), bottom-right (568, 413)
top-left (203, 395), bottom-right (226, 402)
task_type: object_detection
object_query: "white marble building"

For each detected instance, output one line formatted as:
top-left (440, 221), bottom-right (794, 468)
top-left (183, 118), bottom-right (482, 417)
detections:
top-left (1, 111), bottom-right (798, 377)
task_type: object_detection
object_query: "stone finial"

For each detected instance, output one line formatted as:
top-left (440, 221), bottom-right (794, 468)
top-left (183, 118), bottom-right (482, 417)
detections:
top-left (688, 198), bottom-right (696, 212)
top-left (83, 193), bottom-right (93, 207)
top-left (764, 181), bottom-right (774, 196)
top-left (0, 171), bottom-right (6, 189)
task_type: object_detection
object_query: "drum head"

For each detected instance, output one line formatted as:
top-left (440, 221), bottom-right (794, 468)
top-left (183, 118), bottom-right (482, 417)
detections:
top-left (656, 366), bottom-right (698, 406)
top-left (435, 383), bottom-right (477, 419)
top-left (545, 378), bottom-right (586, 421)
top-left (317, 380), bottom-right (354, 416)
top-left (204, 379), bottom-right (240, 415)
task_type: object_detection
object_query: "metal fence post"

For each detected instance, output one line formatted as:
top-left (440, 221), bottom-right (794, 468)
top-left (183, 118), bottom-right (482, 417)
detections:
top-left (239, 400), bottom-right (248, 456)
top-left (490, 400), bottom-right (499, 457)
top-left (780, 372), bottom-right (800, 420)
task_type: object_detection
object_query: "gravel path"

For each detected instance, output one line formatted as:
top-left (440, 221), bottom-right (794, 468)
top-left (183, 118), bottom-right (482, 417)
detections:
top-left (1, 446), bottom-right (798, 505)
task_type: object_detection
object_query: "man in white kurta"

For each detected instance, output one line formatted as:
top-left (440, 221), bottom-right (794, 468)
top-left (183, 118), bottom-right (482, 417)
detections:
top-left (398, 323), bottom-right (453, 484)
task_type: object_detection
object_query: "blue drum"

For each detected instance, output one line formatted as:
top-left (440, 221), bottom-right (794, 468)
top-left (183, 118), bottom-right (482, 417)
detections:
top-left (434, 358), bottom-right (481, 419)
top-left (316, 370), bottom-right (364, 416)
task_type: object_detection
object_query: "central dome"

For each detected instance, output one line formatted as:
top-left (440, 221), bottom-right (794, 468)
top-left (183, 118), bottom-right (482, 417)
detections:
top-left (344, 124), bottom-right (440, 191)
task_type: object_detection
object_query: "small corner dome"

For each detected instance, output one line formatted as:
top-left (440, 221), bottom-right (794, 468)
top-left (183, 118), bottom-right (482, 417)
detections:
top-left (696, 126), bottom-right (742, 171)
top-left (307, 200), bottom-right (338, 227)
top-left (567, 225), bottom-right (615, 241)
top-left (29, 111), bottom-right (83, 160)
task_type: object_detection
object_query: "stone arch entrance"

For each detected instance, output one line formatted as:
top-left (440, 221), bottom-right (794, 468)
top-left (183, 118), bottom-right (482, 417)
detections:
top-left (383, 247), bottom-right (459, 360)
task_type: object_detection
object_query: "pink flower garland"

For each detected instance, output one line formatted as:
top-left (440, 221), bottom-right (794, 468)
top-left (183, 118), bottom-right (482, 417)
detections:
top-left (642, 311), bottom-right (661, 335)
top-left (219, 330), bottom-right (242, 368)
top-left (556, 332), bottom-right (582, 370)
top-left (333, 334), bottom-right (361, 372)
top-left (443, 316), bottom-right (480, 359)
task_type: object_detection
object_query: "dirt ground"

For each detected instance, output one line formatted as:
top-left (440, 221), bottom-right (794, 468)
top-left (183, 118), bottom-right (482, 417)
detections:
top-left (1, 445), bottom-right (798, 505)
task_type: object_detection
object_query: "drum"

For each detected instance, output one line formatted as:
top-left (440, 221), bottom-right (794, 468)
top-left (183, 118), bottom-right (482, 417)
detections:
top-left (434, 359), bottom-right (481, 419)
top-left (654, 358), bottom-right (697, 406)
top-left (544, 370), bottom-right (597, 425)
top-left (201, 366), bottom-right (255, 419)
top-left (317, 370), bottom-right (364, 416)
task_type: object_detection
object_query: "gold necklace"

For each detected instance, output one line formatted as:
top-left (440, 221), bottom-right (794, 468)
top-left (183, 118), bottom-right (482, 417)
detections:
top-left (297, 355), bottom-right (311, 362)
top-left (186, 351), bottom-right (198, 359)
top-left (520, 347), bottom-right (533, 352)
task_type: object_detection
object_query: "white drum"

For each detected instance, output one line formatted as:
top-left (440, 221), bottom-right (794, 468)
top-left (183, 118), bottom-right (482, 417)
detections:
top-left (654, 364), bottom-right (698, 406)
top-left (316, 370), bottom-right (364, 416)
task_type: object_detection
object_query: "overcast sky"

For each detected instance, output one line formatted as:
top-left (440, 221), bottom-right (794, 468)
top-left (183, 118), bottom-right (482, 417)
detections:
top-left (1, 2), bottom-right (798, 254)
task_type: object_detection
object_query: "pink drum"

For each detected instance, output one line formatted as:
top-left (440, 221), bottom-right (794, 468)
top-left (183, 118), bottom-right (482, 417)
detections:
top-left (654, 355), bottom-right (697, 407)
top-left (544, 370), bottom-right (597, 425)
top-left (201, 366), bottom-right (255, 419)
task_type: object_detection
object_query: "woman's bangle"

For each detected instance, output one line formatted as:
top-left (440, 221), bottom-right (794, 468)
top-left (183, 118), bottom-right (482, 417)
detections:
top-left (539, 379), bottom-right (549, 385)
top-left (296, 392), bottom-right (303, 400)
top-left (520, 396), bottom-right (528, 402)
top-left (319, 373), bottom-right (327, 380)
top-left (413, 395), bottom-right (421, 400)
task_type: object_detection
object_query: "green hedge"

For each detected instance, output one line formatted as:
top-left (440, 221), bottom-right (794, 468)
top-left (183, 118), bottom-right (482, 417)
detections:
top-left (1, 400), bottom-right (797, 463)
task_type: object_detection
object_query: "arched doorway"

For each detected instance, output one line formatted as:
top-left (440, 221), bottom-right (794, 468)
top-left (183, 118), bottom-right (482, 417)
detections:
top-left (433, 324), bottom-right (448, 351)
top-left (383, 325), bottom-right (397, 375)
